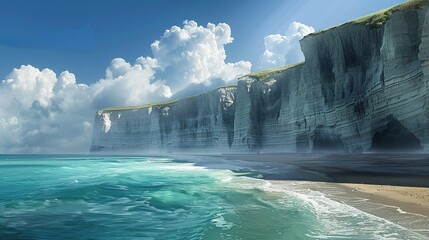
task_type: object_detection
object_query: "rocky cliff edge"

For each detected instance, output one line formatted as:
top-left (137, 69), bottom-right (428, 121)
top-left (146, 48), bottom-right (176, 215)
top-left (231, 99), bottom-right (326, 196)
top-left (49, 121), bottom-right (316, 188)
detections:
top-left (91, 0), bottom-right (429, 153)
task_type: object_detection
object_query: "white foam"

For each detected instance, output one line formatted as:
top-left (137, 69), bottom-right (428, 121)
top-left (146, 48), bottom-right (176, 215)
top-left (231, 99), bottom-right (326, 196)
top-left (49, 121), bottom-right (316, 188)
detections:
top-left (159, 163), bottom-right (208, 171)
top-left (396, 207), bottom-right (407, 214)
top-left (221, 176), bottom-right (233, 183)
top-left (211, 213), bottom-right (233, 230)
top-left (260, 182), bottom-right (424, 239)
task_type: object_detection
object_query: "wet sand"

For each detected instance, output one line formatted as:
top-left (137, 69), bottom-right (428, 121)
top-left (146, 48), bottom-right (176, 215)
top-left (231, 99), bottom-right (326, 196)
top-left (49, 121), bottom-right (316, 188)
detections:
top-left (341, 183), bottom-right (429, 211)
top-left (268, 180), bottom-right (429, 237)
top-left (183, 153), bottom-right (429, 237)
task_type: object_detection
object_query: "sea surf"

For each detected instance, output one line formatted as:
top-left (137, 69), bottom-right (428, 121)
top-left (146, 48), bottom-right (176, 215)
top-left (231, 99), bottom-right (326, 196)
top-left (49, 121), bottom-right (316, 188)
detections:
top-left (0, 155), bottom-right (424, 239)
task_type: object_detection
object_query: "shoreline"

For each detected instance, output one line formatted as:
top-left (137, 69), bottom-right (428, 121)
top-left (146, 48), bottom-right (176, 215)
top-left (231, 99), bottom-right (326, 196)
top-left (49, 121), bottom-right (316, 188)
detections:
top-left (338, 183), bottom-right (429, 216)
top-left (185, 153), bottom-right (429, 237)
top-left (267, 180), bottom-right (429, 238)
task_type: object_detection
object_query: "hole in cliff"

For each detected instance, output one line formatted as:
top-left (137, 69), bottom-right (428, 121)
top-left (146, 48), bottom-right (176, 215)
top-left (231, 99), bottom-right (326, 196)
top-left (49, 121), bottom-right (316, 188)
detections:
top-left (312, 125), bottom-right (345, 152)
top-left (370, 116), bottom-right (422, 152)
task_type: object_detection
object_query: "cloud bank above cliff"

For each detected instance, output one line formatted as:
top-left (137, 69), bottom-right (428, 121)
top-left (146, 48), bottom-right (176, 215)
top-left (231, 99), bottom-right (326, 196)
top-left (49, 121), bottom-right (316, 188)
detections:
top-left (258, 22), bottom-right (314, 70)
top-left (92, 20), bottom-right (251, 106)
top-left (0, 20), bottom-right (311, 153)
top-left (0, 65), bottom-right (93, 152)
top-left (152, 20), bottom-right (251, 94)
top-left (0, 20), bottom-right (251, 153)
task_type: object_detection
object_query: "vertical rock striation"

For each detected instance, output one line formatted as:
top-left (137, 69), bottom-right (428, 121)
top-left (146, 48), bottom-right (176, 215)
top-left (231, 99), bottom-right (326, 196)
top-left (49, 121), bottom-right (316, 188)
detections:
top-left (91, 1), bottom-right (429, 153)
top-left (90, 87), bottom-right (237, 153)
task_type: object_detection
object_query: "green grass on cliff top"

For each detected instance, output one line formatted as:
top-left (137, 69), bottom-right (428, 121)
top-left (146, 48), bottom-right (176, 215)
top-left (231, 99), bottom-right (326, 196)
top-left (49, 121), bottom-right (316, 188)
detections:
top-left (242, 62), bottom-right (304, 82)
top-left (102, 100), bottom-right (178, 111)
top-left (309, 0), bottom-right (429, 36)
top-left (353, 0), bottom-right (428, 27)
top-left (243, 0), bottom-right (428, 82)
top-left (102, 1), bottom-right (428, 112)
top-left (102, 86), bottom-right (236, 111)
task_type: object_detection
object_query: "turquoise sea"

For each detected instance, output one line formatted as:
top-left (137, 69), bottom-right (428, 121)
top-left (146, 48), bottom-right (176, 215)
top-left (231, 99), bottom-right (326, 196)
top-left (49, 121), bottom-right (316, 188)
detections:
top-left (0, 155), bottom-right (424, 240)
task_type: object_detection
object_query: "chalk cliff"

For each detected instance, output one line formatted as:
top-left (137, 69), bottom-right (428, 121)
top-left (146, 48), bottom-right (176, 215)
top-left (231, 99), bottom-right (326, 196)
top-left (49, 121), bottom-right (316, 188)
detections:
top-left (91, 0), bottom-right (429, 153)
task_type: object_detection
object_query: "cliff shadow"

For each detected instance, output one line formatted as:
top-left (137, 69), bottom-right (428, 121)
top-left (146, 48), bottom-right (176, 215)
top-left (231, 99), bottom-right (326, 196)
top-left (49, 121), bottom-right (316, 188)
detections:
top-left (180, 153), bottom-right (429, 188)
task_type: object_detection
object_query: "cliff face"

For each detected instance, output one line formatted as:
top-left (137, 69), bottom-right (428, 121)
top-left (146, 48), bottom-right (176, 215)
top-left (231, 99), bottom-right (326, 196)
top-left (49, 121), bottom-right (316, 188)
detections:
top-left (91, 3), bottom-right (429, 153)
top-left (90, 87), bottom-right (236, 153)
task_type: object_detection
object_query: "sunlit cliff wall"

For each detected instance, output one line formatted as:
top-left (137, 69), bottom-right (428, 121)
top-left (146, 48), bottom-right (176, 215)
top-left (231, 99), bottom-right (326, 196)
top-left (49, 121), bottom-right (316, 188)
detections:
top-left (91, 2), bottom-right (429, 153)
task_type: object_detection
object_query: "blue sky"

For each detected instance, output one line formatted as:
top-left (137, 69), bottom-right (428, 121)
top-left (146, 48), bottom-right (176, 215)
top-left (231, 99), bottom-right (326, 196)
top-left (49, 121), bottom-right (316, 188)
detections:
top-left (0, 0), bottom-right (403, 84)
top-left (0, 0), bottom-right (406, 153)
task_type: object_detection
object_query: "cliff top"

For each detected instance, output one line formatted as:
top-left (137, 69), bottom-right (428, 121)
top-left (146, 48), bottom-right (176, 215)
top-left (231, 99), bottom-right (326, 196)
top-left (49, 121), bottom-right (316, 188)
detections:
top-left (240, 0), bottom-right (428, 83)
top-left (101, 99), bottom-right (178, 111)
top-left (242, 62), bottom-right (304, 82)
top-left (101, 85), bottom-right (236, 112)
top-left (308, 0), bottom-right (429, 37)
top-left (98, 0), bottom-right (429, 113)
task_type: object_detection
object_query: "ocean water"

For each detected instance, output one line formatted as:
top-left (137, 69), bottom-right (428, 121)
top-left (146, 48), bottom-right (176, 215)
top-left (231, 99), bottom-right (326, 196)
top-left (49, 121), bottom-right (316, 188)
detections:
top-left (0, 155), bottom-right (423, 240)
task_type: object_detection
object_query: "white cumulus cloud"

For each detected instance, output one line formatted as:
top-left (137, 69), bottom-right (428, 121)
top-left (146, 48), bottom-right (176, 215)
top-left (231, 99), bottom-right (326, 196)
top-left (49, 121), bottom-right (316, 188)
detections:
top-left (0, 20), bottom-right (250, 153)
top-left (258, 21), bottom-right (314, 70)
top-left (151, 20), bottom-right (251, 95)
top-left (92, 57), bottom-right (172, 108)
top-left (0, 65), bottom-right (92, 153)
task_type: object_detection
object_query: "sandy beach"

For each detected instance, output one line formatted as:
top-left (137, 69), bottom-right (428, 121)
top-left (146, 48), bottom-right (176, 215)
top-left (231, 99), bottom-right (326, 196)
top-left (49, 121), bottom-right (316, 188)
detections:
top-left (185, 153), bottom-right (429, 237)
top-left (340, 183), bottom-right (429, 213)
top-left (266, 180), bottom-right (429, 237)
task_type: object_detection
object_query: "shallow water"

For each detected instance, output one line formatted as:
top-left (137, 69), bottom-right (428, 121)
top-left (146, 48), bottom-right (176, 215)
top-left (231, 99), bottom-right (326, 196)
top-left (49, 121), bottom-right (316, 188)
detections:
top-left (0, 155), bottom-right (423, 239)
